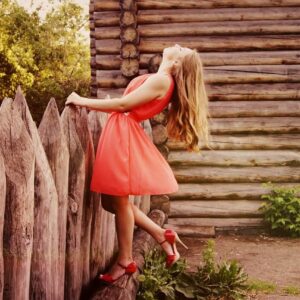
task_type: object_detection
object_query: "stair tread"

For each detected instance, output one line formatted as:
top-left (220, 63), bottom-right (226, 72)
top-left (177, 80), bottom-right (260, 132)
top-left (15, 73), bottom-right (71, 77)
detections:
top-left (163, 224), bottom-right (216, 237)
top-left (169, 182), bottom-right (300, 200)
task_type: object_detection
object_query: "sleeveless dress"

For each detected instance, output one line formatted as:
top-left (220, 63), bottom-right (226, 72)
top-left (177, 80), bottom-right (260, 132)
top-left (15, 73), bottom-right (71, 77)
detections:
top-left (90, 73), bottom-right (179, 196)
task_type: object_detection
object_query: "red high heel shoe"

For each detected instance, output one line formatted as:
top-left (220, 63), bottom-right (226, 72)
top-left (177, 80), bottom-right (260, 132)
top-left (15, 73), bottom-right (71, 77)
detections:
top-left (98, 261), bottom-right (137, 284)
top-left (158, 229), bottom-right (189, 267)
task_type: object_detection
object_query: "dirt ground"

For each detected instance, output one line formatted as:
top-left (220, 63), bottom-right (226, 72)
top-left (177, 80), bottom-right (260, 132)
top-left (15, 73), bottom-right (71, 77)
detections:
top-left (178, 233), bottom-right (300, 300)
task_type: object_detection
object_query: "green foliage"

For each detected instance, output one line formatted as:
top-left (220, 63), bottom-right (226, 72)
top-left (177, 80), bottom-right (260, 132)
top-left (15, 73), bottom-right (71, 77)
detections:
top-left (0, 0), bottom-right (90, 124)
top-left (137, 240), bottom-right (249, 300)
top-left (176, 240), bottom-right (249, 300)
top-left (136, 247), bottom-right (188, 300)
top-left (259, 182), bottom-right (300, 237)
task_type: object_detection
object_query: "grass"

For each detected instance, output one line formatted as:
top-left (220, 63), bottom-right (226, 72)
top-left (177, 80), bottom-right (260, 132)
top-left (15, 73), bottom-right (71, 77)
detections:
top-left (246, 277), bottom-right (300, 297)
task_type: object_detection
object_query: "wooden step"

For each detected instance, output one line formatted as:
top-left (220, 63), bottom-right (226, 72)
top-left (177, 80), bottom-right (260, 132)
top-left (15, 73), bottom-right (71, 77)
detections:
top-left (165, 219), bottom-right (266, 236)
top-left (163, 223), bottom-right (216, 238)
top-left (167, 217), bottom-right (265, 228)
top-left (168, 150), bottom-right (300, 167)
top-left (168, 182), bottom-right (300, 201)
top-left (169, 200), bottom-right (263, 218)
top-left (167, 133), bottom-right (300, 150)
top-left (173, 166), bottom-right (300, 183)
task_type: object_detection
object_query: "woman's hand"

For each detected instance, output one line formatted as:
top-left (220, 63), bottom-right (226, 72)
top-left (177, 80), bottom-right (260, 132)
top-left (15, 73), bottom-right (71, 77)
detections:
top-left (65, 92), bottom-right (82, 107)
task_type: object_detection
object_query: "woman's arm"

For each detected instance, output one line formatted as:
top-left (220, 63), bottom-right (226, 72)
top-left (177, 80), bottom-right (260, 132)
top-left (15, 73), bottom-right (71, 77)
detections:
top-left (69, 94), bottom-right (124, 113)
top-left (65, 74), bottom-right (170, 112)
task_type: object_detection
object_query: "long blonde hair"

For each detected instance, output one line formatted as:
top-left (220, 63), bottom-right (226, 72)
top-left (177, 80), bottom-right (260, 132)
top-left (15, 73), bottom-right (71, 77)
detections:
top-left (166, 49), bottom-right (212, 152)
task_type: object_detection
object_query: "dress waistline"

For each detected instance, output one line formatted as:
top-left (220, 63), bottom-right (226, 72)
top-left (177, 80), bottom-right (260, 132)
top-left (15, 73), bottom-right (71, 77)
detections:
top-left (123, 111), bottom-right (139, 122)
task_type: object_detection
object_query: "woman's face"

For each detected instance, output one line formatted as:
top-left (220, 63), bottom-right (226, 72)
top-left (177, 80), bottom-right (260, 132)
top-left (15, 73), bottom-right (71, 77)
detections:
top-left (163, 44), bottom-right (193, 62)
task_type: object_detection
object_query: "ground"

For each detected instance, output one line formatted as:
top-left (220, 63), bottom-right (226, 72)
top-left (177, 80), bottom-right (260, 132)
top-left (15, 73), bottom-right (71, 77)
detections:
top-left (179, 233), bottom-right (300, 300)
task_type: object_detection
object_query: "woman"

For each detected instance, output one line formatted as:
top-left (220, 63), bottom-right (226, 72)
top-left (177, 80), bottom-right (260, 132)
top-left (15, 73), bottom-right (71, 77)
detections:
top-left (65, 44), bottom-right (211, 283)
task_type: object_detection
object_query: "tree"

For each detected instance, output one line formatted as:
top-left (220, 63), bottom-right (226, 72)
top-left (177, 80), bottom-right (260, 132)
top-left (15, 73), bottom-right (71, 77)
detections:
top-left (0, 0), bottom-right (90, 124)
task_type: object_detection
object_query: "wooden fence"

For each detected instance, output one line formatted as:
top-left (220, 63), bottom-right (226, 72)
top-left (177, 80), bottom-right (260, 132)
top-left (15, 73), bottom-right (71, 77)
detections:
top-left (0, 87), bottom-right (151, 300)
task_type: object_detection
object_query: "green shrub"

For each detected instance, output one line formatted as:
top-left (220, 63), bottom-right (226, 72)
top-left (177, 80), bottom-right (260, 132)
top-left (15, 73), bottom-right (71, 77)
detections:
top-left (137, 239), bottom-right (249, 300)
top-left (175, 240), bottom-right (248, 300)
top-left (136, 247), bottom-right (187, 300)
top-left (259, 182), bottom-right (300, 237)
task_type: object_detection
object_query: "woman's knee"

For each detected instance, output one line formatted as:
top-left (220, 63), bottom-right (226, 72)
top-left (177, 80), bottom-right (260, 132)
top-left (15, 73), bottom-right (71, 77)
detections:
top-left (113, 195), bottom-right (131, 211)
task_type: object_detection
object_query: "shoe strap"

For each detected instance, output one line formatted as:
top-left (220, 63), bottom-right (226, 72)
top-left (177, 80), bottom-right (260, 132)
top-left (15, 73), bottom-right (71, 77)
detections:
top-left (118, 261), bottom-right (135, 269)
top-left (117, 262), bottom-right (127, 269)
top-left (159, 239), bottom-right (167, 245)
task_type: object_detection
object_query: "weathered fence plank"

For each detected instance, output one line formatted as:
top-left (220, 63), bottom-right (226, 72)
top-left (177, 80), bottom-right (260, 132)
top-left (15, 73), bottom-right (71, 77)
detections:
top-left (0, 151), bottom-right (5, 299)
top-left (38, 97), bottom-right (70, 299)
top-left (14, 88), bottom-right (60, 299)
top-left (0, 97), bottom-right (35, 300)
top-left (61, 107), bottom-right (86, 300)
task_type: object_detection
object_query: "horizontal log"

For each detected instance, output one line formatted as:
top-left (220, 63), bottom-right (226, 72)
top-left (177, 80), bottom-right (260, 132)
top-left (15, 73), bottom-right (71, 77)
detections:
top-left (96, 39), bottom-right (120, 54)
top-left (163, 223), bottom-right (216, 237)
top-left (92, 51), bottom-right (300, 70)
top-left (138, 20), bottom-right (300, 37)
top-left (93, 7), bottom-right (300, 27)
top-left (166, 217), bottom-right (265, 228)
top-left (94, 1), bottom-right (119, 11)
top-left (93, 0), bottom-right (300, 11)
top-left (169, 200), bottom-right (264, 218)
top-left (173, 165), bottom-right (300, 183)
top-left (95, 35), bottom-right (300, 54)
top-left (167, 133), bottom-right (300, 150)
top-left (207, 83), bottom-right (300, 100)
top-left (168, 149), bottom-right (300, 167)
top-left (94, 11), bottom-right (120, 27)
top-left (92, 20), bottom-right (300, 39)
top-left (95, 82), bottom-right (300, 100)
top-left (95, 65), bottom-right (300, 87)
top-left (169, 182), bottom-right (300, 201)
top-left (137, 0), bottom-right (300, 10)
top-left (139, 35), bottom-right (300, 53)
top-left (137, 7), bottom-right (300, 25)
top-left (210, 100), bottom-right (300, 117)
top-left (210, 117), bottom-right (300, 134)
top-left (96, 70), bottom-right (147, 88)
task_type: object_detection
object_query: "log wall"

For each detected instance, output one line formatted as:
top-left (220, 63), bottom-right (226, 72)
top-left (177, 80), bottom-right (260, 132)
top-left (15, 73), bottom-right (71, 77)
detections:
top-left (0, 88), bottom-right (151, 299)
top-left (90, 0), bottom-right (300, 235)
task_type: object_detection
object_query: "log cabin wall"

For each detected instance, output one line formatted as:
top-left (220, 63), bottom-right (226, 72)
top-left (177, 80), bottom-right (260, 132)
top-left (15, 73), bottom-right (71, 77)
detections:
top-left (90, 0), bottom-right (300, 235)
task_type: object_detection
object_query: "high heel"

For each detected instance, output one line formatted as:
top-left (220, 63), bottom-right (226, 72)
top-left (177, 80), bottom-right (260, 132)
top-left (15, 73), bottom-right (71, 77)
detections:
top-left (158, 229), bottom-right (188, 267)
top-left (98, 261), bottom-right (137, 284)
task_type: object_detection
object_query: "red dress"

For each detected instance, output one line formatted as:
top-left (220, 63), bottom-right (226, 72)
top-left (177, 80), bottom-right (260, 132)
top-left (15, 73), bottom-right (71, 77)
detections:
top-left (90, 73), bottom-right (179, 196)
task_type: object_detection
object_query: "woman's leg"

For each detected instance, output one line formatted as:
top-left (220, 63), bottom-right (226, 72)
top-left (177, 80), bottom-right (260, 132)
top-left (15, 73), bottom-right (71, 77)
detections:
top-left (101, 193), bottom-right (135, 278)
top-left (101, 194), bottom-right (174, 259)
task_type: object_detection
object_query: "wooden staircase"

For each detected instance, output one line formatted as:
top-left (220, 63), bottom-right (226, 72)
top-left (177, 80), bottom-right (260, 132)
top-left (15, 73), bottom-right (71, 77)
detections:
top-left (164, 149), bottom-right (300, 236)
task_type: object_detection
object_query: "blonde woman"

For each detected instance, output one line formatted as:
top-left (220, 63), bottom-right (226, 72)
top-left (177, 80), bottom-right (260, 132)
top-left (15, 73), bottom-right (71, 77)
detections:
top-left (65, 44), bottom-right (211, 284)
